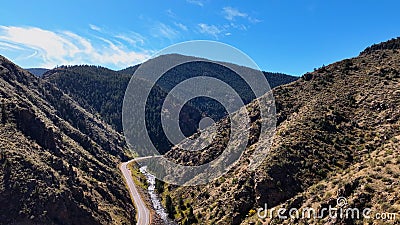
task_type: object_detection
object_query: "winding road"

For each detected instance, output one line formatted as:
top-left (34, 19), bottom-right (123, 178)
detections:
top-left (120, 159), bottom-right (151, 225)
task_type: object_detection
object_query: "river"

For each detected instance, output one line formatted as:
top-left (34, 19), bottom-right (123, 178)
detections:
top-left (139, 166), bottom-right (176, 225)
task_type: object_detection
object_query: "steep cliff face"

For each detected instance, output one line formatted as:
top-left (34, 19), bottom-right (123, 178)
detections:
top-left (0, 56), bottom-right (135, 225)
top-left (163, 40), bottom-right (400, 224)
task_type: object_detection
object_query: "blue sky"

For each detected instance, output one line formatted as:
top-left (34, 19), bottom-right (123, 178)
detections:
top-left (0, 0), bottom-right (399, 75)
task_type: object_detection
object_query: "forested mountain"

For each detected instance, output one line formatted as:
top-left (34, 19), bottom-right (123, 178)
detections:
top-left (262, 71), bottom-right (298, 89)
top-left (161, 39), bottom-right (400, 224)
top-left (43, 66), bottom-right (130, 133)
top-left (26, 68), bottom-right (49, 77)
top-left (120, 54), bottom-right (298, 97)
top-left (43, 55), bottom-right (297, 154)
top-left (121, 54), bottom-right (297, 123)
top-left (0, 56), bottom-right (135, 224)
top-left (43, 65), bottom-right (200, 154)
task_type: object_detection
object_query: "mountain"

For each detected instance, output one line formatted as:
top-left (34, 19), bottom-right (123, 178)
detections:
top-left (42, 65), bottom-right (131, 133)
top-left (2, 36), bottom-right (399, 225)
top-left (26, 68), bottom-right (49, 77)
top-left (43, 55), bottom-right (297, 154)
top-left (360, 37), bottom-right (400, 55)
top-left (42, 65), bottom-right (200, 154)
top-left (120, 54), bottom-right (297, 123)
top-left (0, 56), bottom-right (135, 224)
top-left (160, 39), bottom-right (400, 224)
top-left (120, 54), bottom-right (298, 95)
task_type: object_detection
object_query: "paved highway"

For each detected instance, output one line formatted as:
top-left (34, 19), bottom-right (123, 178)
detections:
top-left (120, 159), bottom-right (151, 225)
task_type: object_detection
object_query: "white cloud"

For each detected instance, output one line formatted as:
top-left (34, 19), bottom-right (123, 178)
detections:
top-left (166, 9), bottom-right (176, 18)
top-left (174, 22), bottom-right (188, 31)
top-left (115, 32), bottom-right (146, 46)
top-left (248, 17), bottom-right (262, 23)
top-left (152, 23), bottom-right (179, 40)
top-left (222, 6), bottom-right (261, 23)
top-left (223, 7), bottom-right (248, 21)
top-left (0, 41), bottom-right (24, 50)
top-left (0, 26), bottom-right (150, 69)
top-left (186, 0), bottom-right (205, 7)
top-left (229, 22), bottom-right (248, 31)
top-left (198, 23), bottom-right (222, 39)
top-left (89, 24), bottom-right (101, 31)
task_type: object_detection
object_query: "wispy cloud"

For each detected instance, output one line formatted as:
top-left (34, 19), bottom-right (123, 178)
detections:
top-left (0, 26), bottom-right (151, 69)
top-left (222, 6), bottom-right (261, 23)
top-left (174, 22), bottom-right (188, 31)
top-left (0, 41), bottom-right (24, 50)
top-left (186, 0), bottom-right (205, 7)
top-left (223, 7), bottom-right (248, 21)
top-left (166, 9), bottom-right (176, 18)
top-left (228, 22), bottom-right (248, 31)
top-left (198, 23), bottom-right (222, 39)
top-left (152, 23), bottom-right (179, 40)
top-left (89, 24), bottom-right (101, 31)
top-left (248, 17), bottom-right (262, 23)
top-left (115, 32), bottom-right (146, 46)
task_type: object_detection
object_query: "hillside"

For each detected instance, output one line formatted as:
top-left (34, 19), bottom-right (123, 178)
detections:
top-left (43, 65), bottom-right (131, 133)
top-left (0, 56), bottom-right (135, 224)
top-left (43, 55), bottom-right (297, 154)
top-left (360, 37), bottom-right (400, 55)
top-left (43, 65), bottom-right (200, 154)
top-left (161, 40), bottom-right (400, 224)
top-left (122, 54), bottom-right (297, 124)
top-left (120, 54), bottom-right (297, 114)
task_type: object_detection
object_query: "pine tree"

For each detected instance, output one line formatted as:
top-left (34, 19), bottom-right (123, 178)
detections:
top-left (187, 206), bottom-right (197, 224)
top-left (178, 197), bottom-right (186, 210)
top-left (155, 179), bottom-right (164, 193)
top-left (165, 194), bottom-right (176, 219)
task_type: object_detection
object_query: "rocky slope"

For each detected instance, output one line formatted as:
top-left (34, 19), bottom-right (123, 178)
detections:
top-left (161, 39), bottom-right (400, 224)
top-left (0, 56), bottom-right (135, 224)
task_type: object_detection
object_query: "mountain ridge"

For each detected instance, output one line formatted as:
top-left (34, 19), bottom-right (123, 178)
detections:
top-left (2, 36), bottom-right (399, 225)
top-left (43, 54), bottom-right (297, 155)
top-left (160, 39), bottom-right (400, 224)
top-left (0, 55), bottom-right (135, 224)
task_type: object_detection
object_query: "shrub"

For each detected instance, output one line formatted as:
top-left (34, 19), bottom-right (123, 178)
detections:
top-left (248, 209), bottom-right (257, 216)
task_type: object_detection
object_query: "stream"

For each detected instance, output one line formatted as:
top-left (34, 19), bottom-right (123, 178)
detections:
top-left (139, 166), bottom-right (175, 225)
